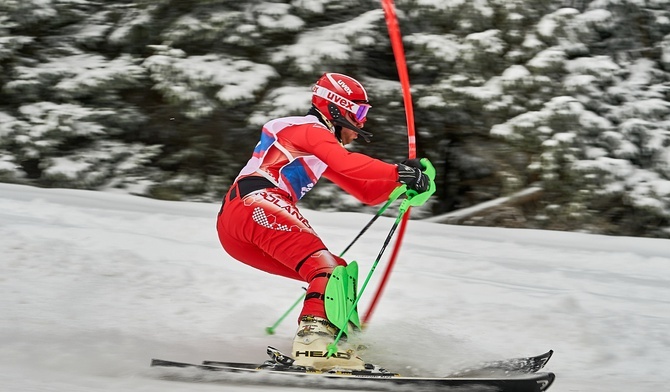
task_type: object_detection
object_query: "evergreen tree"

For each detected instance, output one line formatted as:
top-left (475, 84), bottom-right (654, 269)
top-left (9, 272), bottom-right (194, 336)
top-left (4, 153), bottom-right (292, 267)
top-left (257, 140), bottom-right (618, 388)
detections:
top-left (0, 0), bottom-right (669, 236)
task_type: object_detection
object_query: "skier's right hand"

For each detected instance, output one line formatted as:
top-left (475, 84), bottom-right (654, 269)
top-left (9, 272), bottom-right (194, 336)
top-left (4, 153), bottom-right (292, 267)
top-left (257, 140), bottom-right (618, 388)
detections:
top-left (397, 162), bottom-right (430, 193)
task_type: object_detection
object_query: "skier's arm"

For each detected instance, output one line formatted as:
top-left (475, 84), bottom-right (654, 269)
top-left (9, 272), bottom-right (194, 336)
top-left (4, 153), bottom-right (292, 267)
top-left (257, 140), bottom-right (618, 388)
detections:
top-left (288, 125), bottom-right (399, 205)
top-left (323, 168), bottom-right (397, 206)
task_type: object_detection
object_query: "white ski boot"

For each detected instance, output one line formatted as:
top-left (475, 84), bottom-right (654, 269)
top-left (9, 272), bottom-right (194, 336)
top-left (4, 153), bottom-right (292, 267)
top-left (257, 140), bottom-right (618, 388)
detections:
top-left (291, 315), bottom-right (365, 370)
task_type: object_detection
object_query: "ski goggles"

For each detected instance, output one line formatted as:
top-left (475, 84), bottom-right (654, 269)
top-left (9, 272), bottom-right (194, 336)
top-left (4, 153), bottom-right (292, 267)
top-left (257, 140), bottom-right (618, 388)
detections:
top-left (312, 85), bottom-right (371, 122)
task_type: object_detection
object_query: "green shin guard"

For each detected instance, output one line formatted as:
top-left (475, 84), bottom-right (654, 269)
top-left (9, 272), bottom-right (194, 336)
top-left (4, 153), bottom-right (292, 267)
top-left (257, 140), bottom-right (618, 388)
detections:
top-left (324, 262), bottom-right (362, 335)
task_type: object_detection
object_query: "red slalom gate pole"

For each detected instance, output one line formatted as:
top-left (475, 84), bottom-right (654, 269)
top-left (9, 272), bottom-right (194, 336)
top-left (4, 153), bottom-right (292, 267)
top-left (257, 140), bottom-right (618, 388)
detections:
top-left (363, 0), bottom-right (416, 325)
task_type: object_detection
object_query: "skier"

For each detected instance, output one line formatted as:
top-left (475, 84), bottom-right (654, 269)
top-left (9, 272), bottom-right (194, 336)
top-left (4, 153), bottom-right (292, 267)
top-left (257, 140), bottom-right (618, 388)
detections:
top-left (216, 72), bottom-right (433, 370)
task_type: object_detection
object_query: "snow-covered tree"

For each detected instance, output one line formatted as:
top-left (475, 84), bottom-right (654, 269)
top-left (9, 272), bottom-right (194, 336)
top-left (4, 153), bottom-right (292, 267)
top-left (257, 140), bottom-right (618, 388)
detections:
top-left (1, 0), bottom-right (669, 236)
top-left (397, 0), bottom-right (670, 235)
top-left (489, 3), bottom-right (670, 236)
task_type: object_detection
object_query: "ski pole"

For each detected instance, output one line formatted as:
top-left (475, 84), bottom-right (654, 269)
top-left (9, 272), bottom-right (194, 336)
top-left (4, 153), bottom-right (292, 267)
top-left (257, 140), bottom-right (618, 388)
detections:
top-left (265, 289), bottom-right (307, 335)
top-left (264, 186), bottom-right (406, 335)
top-left (327, 197), bottom-right (413, 357)
top-left (339, 185), bottom-right (406, 256)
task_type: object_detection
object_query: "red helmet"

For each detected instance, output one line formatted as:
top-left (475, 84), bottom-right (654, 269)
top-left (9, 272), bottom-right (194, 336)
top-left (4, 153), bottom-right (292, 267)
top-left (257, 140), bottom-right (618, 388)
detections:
top-left (311, 73), bottom-right (373, 142)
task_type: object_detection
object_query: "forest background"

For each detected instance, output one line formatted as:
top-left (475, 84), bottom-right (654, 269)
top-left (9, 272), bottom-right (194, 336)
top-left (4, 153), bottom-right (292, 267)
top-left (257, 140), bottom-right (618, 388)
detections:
top-left (1, 0), bottom-right (669, 238)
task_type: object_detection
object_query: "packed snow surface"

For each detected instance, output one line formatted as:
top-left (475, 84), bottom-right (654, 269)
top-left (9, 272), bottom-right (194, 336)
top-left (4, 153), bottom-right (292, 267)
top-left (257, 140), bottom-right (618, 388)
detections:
top-left (1, 183), bottom-right (668, 391)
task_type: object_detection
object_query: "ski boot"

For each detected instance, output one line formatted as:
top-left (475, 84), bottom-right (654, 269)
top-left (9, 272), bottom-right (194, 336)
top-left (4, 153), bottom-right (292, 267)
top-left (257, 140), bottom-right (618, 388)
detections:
top-left (291, 315), bottom-right (365, 371)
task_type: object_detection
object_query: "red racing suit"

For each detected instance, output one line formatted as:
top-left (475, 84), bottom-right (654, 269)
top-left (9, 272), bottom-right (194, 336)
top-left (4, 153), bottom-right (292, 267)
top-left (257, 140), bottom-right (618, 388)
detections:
top-left (216, 114), bottom-right (399, 321)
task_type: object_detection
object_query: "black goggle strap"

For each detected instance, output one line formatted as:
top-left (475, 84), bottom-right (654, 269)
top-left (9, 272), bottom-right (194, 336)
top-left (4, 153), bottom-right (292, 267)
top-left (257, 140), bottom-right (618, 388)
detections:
top-left (328, 103), bottom-right (373, 143)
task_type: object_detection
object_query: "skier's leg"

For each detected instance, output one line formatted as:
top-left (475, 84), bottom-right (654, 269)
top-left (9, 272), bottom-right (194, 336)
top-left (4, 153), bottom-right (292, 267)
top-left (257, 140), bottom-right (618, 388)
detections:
top-left (217, 188), bottom-right (326, 279)
top-left (219, 188), bottom-right (351, 319)
top-left (217, 222), bottom-right (302, 280)
top-left (219, 226), bottom-right (349, 322)
top-left (290, 251), bottom-right (366, 369)
top-left (218, 187), bottom-right (365, 369)
top-left (294, 250), bottom-right (347, 320)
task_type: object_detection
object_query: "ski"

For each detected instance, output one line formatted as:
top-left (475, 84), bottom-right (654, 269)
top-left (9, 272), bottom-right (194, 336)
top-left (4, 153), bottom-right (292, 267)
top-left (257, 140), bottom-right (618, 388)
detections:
top-left (202, 348), bottom-right (554, 375)
top-left (444, 349), bottom-right (554, 377)
top-left (151, 346), bottom-right (556, 392)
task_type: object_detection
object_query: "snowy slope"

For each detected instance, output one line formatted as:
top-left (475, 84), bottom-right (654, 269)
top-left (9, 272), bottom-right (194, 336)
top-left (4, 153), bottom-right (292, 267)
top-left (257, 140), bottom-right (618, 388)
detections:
top-left (1, 183), bottom-right (668, 391)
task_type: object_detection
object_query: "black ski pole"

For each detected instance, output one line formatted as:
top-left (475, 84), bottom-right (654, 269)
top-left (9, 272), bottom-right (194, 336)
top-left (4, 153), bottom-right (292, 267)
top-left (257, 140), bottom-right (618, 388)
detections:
top-left (338, 185), bottom-right (406, 257)
top-left (327, 196), bottom-right (413, 356)
top-left (327, 158), bottom-right (437, 355)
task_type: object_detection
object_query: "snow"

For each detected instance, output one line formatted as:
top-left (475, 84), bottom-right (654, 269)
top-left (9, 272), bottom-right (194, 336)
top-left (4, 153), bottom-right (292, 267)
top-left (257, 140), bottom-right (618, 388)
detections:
top-left (536, 16), bottom-right (558, 38)
top-left (50, 54), bottom-right (144, 98)
top-left (254, 3), bottom-right (304, 31)
top-left (404, 34), bottom-right (461, 63)
top-left (43, 157), bottom-right (91, 178)
top-left (501, 65), bottom-right (531, 82)
top-left (663, 36), bottom-right (670, 66)
top-left (0, 154), bottom-right (19, 172)
top-left (464, 29), bottom-right (505, 55)
top-left (425, 187), bottom-right (543, 224)
top-left (290, 0), bottom-right (326, 14)
top-left (522, 33), bottom-right (545, 51)
top-left (143, 54), bottom-right (277, 103)
top-left (270, 10), bottom-right (383, 73)
top-left (248, 86), bottom-right (312, 126)
top-left (1, 183), bottom-right (669, 392)
top-left (527, 49), bottom-right (566, 71)
top-left (415, 0), bottom-right (467, 10)
top-left (142, 52), bottom-right (277, 119)
top-left (566, 56), bottom-right (620, 75)
top-left (457, 77), bottom-right (502, 101)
